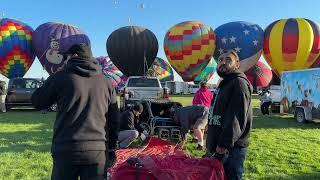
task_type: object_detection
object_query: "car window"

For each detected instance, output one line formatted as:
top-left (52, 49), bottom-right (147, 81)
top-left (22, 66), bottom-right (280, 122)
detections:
top-left (12, 79), bottom-right (26, 88)
top-left (25, 80), bottom-right (40, 89)
top-left (127, 78), bottom-right (159, 87)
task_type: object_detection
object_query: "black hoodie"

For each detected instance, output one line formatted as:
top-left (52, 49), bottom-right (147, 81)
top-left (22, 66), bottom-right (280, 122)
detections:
top-left (206, 71), bottom-right (253, 152)
top-left (31, 56), bottom-right (119, 153)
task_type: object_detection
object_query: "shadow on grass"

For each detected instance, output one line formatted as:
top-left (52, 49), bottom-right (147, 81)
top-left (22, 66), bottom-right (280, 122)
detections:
top-left (0, 124), bottom-right (52, 153)
top-left (252, 107), bottom-right (320, 129)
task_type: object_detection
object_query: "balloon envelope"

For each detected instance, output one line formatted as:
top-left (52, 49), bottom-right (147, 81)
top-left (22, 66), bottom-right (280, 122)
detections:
top-left (164, 21), bottom-right (216, 82)
top-left (33, 22), bottom-right (90, 75)
top-left (214, 21), bottom-right (264, 72)
top-left (244, 61), bottom-right (273, 87)
top-left (96, 56), bottom-right (127, 87)
top-left (194, 58), bottom-right (217, 84)
top-left (263, 18), bottom-right (320, 77)
top-left (106, 26), bottom-right (159, 76)
top-left (0, 18), bottom-right (35, 78)
top-left (146, 57), bottom-right (174, 82)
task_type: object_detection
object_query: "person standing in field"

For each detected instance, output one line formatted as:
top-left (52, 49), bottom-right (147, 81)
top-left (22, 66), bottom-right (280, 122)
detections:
top-left (206, 50), bottom-right (253, 180)
top-left (32, 43), bottom-right (120, 180)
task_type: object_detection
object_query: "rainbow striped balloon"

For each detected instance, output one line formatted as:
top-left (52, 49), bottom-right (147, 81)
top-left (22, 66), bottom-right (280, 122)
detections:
top-left (164, 21), bottom-right (216, 82)
top-left (0, 18), bottom-right (35, 78)
top-left (263, 18), bottom-right (320, 77)
top-left (146, 57), bottom-right (174, 82)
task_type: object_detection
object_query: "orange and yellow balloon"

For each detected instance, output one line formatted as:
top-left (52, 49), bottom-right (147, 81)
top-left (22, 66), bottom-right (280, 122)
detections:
top-left (263, 18), bottom-right (320, 77)
top-left (164, 21), bottom-right (216, 82)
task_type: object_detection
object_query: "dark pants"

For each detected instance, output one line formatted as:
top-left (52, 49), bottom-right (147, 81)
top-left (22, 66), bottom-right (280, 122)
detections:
top-left (261, 101), bottom-right (272, 115)
top-left (51, 150), bottom-right (107, 180)
top-left (223, 147), bottom-right (248, 180)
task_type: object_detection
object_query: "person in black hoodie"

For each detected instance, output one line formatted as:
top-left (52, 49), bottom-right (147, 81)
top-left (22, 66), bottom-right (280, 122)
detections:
top-left (31, 43), bottom-right (119, 180)
top-left (205, 50), bottom-right (253, 180)
top-left (118, 103), bottom-right (148, 148)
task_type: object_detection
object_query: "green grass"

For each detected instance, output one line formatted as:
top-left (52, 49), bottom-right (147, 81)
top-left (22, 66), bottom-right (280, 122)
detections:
top-left (0, 96), bottom-right (320, 179)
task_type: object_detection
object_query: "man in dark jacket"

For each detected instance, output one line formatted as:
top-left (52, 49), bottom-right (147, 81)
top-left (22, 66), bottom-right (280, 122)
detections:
top-left (31, 43), bottom-right (119, 180)
top-left (172, 105), bottom-right (209, 150)
top-left (206, 50), bottom-right (253, 180)
top-left (118, 103), bottom-right (147, 148)
top-left (0, 80), bottom-right (6, 112)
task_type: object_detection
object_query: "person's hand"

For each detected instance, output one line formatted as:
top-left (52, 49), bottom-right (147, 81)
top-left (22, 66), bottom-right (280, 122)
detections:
top-left (216, 146), bottom-right (226, 154)
top-left (107, 151), bottom-right (117, 168)
top-left (140, 133), bottom-right (147, 141)
top-left (142, 130), bottom-right (149, 137)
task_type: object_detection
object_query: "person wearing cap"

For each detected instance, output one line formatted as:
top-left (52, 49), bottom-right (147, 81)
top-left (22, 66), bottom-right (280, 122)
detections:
top-left (171, 105), bottom-right (209, 150)
top-left (118, 102), bottom-right (148, 148)
top-left (31, 43), bottom-right (120, 180)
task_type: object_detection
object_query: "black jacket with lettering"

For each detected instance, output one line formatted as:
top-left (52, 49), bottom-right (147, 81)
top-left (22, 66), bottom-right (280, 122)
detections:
top-left (31, 57), bottom-right (120, 153)
top-left (206, 71), bottom-right (253, 152)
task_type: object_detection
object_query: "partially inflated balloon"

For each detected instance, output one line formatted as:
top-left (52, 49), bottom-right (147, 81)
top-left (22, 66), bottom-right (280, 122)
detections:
top-left (96, 56), bottom-right (127, 87)
top-left (146, 57), bottom-right (174, 82)
top-left (263, 18), bottom-right (320, 76)
top-left (244, 61), bottom-right (272, 87)
top-left (33, 22), bottom-right (90, 74)
top-left (194, 58), bottom-right (216, 84)
top-left (0, 18), bottom-right (35, 78)
top-left (106, 26), bottom-right (158, 76)
top-left (164, 21), bottom-right (216, 82)
top-left (214, 21), bottom-right (264, 72)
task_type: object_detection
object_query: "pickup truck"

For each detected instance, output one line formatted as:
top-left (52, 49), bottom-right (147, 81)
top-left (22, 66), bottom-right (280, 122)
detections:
top-left (119, 76), bottom-right (168, 111)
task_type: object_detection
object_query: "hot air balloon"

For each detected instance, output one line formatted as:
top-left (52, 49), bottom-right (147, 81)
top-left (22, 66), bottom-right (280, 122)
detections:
top-left (0, 18), bottom-right (35, 78)
top-left (194, 58), bottom-right (217, 84)
top-left (164, 21), bottom-right (216, 82)
top-left (96, 56), bottom-right (127, 87)
top-left (106, 26), bottom-right (158, 76)
top-left (244, 61), bottom-right (273, 87)
top-left (214, 21), bottom-right (264, 72)
top-left (33, 22), bottom-right (90, 75)
top-left (146, 57), bottom-right (174, 82)
top-left (263, 18), bottom-right (320, 77)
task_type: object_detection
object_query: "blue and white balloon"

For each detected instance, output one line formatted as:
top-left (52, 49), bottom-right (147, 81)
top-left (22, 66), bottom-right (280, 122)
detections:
top-left (213, 21), bottom-right (264, 72)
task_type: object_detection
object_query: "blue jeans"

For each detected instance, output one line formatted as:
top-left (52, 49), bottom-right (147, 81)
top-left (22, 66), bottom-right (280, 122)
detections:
top-left (223, 147), bottom-right (248, 180)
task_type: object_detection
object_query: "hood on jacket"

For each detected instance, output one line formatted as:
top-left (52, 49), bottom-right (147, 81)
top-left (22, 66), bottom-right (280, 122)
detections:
top-left (219, 70), bottom-right (253, 93)
top-left (63, 43), bottom-right (100, 77)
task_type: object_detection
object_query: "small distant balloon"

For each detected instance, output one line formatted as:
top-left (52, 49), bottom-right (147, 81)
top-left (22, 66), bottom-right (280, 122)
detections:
top-left (140, 3), bottom-right (145, 9)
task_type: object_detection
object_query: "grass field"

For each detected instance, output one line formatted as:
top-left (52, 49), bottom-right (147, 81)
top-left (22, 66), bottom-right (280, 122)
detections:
top-left (0, 95), bottom-right (319, 179)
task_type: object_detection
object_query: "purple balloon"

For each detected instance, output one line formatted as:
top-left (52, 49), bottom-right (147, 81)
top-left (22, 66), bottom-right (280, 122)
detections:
top-left (33, 22), bottom-right (90, 74)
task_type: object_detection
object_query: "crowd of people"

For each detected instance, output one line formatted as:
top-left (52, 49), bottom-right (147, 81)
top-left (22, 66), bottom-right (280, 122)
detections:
top-left (27, 43), bottom-right (253, 180)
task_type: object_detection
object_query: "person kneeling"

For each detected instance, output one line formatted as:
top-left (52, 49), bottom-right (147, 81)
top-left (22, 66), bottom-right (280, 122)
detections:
top-left (118, 103), bottom-right (148, 148)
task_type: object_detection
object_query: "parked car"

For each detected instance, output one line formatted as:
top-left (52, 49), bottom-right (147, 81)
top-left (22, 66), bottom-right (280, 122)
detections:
top-left (5, 77), bottom-right (57, 111)
top-left (119, 76), bottom-right (168, 111)
top-left (5, 78), bottom-right (42, 109)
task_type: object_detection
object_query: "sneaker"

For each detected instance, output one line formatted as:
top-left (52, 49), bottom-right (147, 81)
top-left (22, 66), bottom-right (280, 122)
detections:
top-left (196, 144), bottom-right (204, 150)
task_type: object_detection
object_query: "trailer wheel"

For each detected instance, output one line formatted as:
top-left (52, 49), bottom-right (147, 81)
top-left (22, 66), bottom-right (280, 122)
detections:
top-left (296, 108), bottom-right (306, 123)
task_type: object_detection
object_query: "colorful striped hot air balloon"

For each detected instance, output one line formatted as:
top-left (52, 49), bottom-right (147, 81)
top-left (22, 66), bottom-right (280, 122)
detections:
top-left (146, 57), bottom-right (174, 82)
top-left (244, 61), bottom-right (273, 87)
top-left (164, 21), bottom-right (216, 82)
top-left (0, 18), bottom-right (35, 78)
top-left (96, 56), bottom-right (127, 87)
top-left (194, 58), bottom-right (217, 84)
top-left (263, 18), bottom-right (320, 77)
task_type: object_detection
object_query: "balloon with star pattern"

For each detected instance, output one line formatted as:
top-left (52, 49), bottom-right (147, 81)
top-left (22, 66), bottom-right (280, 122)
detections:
top-left (164, 21), bottom-right (216, 82)
top-left (213, 21), bottom-right (264, 72)
top-left (0, 18), bottom-right (35, 78)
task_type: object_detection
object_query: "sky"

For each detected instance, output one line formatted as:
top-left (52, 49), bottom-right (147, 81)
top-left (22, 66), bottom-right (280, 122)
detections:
top-left (1, 0), bottom-right (320, 83)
